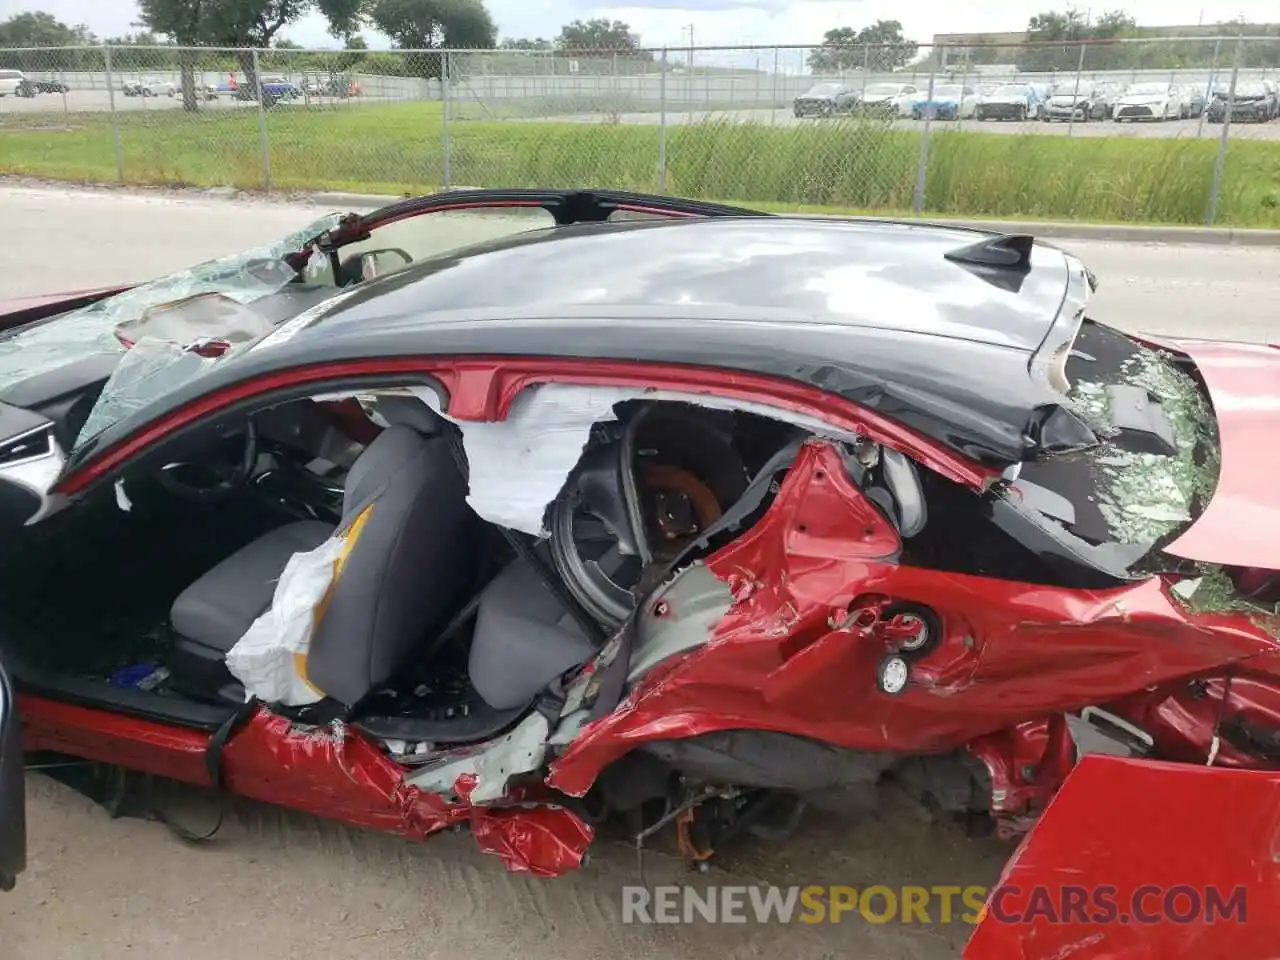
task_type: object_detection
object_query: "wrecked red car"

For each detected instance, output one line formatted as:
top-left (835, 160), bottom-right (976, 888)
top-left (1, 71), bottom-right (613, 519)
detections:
top-left (0, 189), bottom-right (1277, 951)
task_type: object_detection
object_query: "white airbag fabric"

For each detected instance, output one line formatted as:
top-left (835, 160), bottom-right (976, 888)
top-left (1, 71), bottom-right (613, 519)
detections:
top-left (225, 534), bottom-right (348, 706)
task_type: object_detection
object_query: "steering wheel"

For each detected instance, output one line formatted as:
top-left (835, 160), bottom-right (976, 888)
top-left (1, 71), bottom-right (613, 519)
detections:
top-left (155, 420), bottom-right (258, 503)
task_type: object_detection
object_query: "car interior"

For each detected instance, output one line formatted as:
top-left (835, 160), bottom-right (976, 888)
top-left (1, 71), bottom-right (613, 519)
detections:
top-left (0, 380), bottom-right (818, 741)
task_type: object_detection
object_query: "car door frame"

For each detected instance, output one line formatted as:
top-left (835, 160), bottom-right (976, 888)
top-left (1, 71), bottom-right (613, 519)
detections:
top-left (0, 658), bottom-right (25, 892)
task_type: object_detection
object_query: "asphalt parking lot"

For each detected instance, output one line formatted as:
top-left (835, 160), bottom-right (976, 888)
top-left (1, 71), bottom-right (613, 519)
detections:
top-left (0, 183), bottom-right (1277, 959)
top-left (4, 87), bottom-right (1280, 140)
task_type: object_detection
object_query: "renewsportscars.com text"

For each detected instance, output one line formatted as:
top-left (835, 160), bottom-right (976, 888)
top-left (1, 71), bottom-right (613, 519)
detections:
top-left (621, 884), bottom-right (1248, 925)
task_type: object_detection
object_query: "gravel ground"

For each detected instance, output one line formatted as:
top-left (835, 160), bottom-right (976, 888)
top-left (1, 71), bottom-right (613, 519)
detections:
top-left (0, 181), bottom-right (1273, 960)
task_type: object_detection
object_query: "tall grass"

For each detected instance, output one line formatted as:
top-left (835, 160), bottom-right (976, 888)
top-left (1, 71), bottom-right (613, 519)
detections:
top-left (2, 102), bottom-right (1278, 225)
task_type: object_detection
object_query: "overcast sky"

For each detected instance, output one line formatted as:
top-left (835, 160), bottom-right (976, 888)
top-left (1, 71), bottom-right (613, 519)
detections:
top-left (9, 0), bottom-right (1275, 49)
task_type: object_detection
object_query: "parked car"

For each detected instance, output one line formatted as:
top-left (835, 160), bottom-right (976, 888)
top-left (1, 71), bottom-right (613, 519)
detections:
top-left (1092, 81), bottom-right (1123, 118)
top-left (122, 77), bottom-right (176, 98)
top-left (1113, 82), bottom-right (1183, 121)
top-left (975, 83), bottom-right (1040, 121)
top-left (4, 189), bottom-right (1280, 960)
top-left (911, 83), bottom-right (978, 120)
top-left (261, 76), bottom-right (303, 100)
top-left (1207, 80), bottom-right (1275, 123)
top-left (792, 82), bottom-right (858, 117)
top-left (852, 81), bottom-right (917, 117)
top-left (1177, 83), bottom-right (1209, 118)
top-left (1042, 82), bottom-right (1108, 121)
top-left (0, 69), bottom-right (33, 97)
top-left (1263, 78), bottom-right (1280, 118)
top-left (304, 75), bottom-right (361, 98)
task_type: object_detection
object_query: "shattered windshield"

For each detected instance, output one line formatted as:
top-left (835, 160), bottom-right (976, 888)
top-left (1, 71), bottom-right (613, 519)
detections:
top-left (1012, 320), bottom-right (1221, 568)
top-left (0, 213), bottom-right (342, 445)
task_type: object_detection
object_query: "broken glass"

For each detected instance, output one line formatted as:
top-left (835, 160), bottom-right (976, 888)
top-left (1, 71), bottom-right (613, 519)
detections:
top-left (1067, 344), bottom-right (1221, 549)
top-left (0, 213), bottom-right (341, 398)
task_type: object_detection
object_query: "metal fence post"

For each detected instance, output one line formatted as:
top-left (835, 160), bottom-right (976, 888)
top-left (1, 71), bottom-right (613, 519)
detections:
top-left (1206, 39), bottom-right (1243, 227)
top-left (770, 46), bottom-right (779, 125)
top-left (442, 52), bottom-right (452, 190)
top-left (102, 43), bottom-right (125, 183)
top-left (251, 48), bottom-right (271, 192)
top-left (913, 58), bottom-right (938, 215)
top-left (1067, 40), bottom-right (1087, 137)
top-left (860, 44), bottom-right (870, 101)
top-left (657, 48), bottom-right (668, 192)
top-left (956, 52), bottom-right (970, 131)
top-left (1198, 37), bottom-right (1221, 138)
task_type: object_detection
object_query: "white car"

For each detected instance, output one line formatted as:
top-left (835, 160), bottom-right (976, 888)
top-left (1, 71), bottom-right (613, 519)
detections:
top-left (854, 81), bottom-right (918, 118)
top-left (0, 69), bottom-right (27, 97)
top-left (1113, 82), bottom-right (1184, 122)
top-left (122, 77), bottom-right (176, 98)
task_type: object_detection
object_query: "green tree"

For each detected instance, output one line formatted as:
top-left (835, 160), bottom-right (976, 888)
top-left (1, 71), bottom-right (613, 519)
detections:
top-left (367, 0), bottom-right (496, 78)
top-left (556, 18), bottom-right (645, 56)
top-left (501, 37), bottom-right (551, 50)
top-left (0, 13), bottom-right (101, 70)
top-left (0, 11), bottom-right (93, 47)
top-left (807, 21), bottom-right (916, 73)
top-left (1018, 8), bottom-right (1141, 71)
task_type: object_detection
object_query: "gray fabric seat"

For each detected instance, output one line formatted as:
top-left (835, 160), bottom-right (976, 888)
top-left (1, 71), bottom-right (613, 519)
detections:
top-left (170, 519), bottom-right (335, 654)
top-left (468, 559), bottom-right (596, 711)
top-left (169, 396), bottom-right (479, 706)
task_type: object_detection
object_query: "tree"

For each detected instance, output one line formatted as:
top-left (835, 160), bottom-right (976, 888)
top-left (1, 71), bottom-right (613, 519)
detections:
top-left (556, 18), bottom-right (644, 56)
top-left (136, 0), bottom-right (495, 97)
top-left (0, 11), bottom-right (94, 47)
top-left (367, 0), bottom-right (496, 77)
top-left (501, 37), bottom-right (551, 50)
top-left (0, 13), bottom-right (99, 71)
top-left (807, 21), bottom-right (916, 73)
top-left (1018, 8), bottom-right (1139, 71)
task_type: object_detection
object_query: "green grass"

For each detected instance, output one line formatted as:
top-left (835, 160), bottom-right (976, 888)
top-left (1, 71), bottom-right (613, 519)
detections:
top-left (3, 100), bottom-right (1280, 225)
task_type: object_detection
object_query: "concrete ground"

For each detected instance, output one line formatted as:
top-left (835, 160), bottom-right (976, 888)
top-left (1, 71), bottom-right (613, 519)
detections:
top-left (0, 182), bottom-right (1273, 959)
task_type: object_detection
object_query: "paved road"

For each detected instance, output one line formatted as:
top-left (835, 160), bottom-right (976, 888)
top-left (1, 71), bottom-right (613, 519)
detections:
top-left (0, 182), bottom-right (1274, 959)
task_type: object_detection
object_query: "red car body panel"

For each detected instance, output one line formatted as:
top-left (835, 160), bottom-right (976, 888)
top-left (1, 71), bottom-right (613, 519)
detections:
top-left (19, 695), bottom-right (593, 877)
top-left (1160, 338), bottom-right (1280, 568)
top-left (548, 440), bottom-right (1279, 802)
top-left (963, 754), bottom-right (1280, 959)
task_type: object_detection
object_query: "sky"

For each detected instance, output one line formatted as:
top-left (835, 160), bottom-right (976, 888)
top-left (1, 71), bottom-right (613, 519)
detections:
top-left (10, 0), bottom-right (1278, 50)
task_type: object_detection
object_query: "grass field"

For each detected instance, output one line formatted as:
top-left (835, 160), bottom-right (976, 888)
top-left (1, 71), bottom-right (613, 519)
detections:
top-left (3, 100), bottom-right (1280, 225)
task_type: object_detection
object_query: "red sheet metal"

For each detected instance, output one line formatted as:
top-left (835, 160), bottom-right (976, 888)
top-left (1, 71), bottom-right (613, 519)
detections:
top-left (548, 441), bottom-right (1280, 801)
top-left (1162, 339), bottom-right (1280, 568)
top-left (963, 755), bottom-right (1280, 959)
top-left (20, 696), bottom-right (592, 876)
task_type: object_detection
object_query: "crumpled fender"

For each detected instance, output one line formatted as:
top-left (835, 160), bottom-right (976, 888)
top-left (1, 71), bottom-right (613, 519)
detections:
top-left (219, 710), bottom-right (594, 877)
top-left (963, 754), bottom-right (1280, 959)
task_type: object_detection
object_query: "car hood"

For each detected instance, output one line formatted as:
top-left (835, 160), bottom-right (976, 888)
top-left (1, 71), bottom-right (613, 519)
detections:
top-left (963, 755), bottom-right (1280, 959)
top-left (1146, 336), bottom-right (1280, 569)
top-left (984, 94), bottom-right (1026, 105)
top-left (1118, 93), bottom-right (1167, 103)
top-left (1047, 94), bottom-right (1085, 104)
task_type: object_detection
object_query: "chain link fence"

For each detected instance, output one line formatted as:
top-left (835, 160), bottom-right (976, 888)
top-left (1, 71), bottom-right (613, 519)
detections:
top-left (2, 37), bottom-right (1279, 225)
